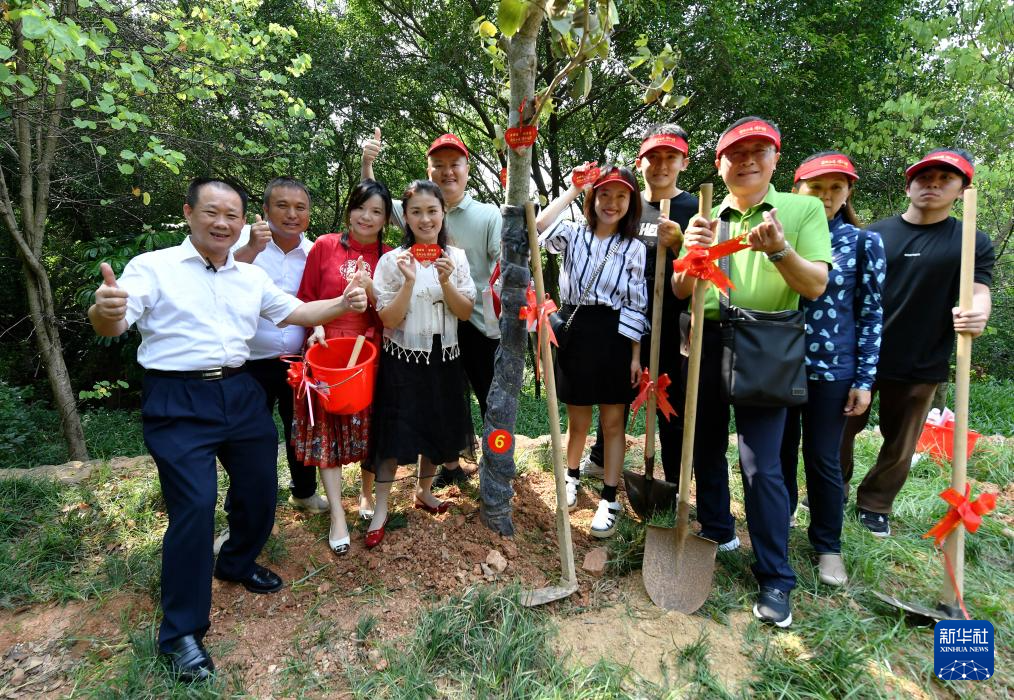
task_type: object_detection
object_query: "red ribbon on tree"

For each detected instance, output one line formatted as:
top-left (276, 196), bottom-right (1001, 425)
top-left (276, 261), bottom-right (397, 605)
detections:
top-left (519, 282), bottom-right (558, 383)
top-left (630, 369), bottom-right (677, 422)
top-left (923, 485), bottom-right (997, 547)
top-left (672, 234), bottom-right (751, 295)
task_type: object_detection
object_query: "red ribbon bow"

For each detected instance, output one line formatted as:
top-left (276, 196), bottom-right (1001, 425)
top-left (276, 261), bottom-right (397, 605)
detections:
top-left (923, 485), bottom-right (997, 547)
top-left (282, 355), bottom-right (329, 427)
top-left (672, 235), bottom-right (751, 296)
top-left (519, 283), bottom-right (558, 383)
top-left (630, 369), bottom-right (677, 422)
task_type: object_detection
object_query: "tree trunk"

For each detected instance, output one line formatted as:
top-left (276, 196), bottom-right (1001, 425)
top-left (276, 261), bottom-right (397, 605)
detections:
top-left (21, 255), bottom-right (89, 461)
top-left (478, 6), bottom-right (545, 535)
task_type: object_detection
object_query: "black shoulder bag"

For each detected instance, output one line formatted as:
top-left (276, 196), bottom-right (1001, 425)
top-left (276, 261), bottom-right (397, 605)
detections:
top-left (717, 220), bottom-right (808, 407)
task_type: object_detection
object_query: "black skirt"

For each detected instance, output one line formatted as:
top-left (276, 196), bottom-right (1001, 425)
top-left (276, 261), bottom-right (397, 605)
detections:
top-left (554, 304), bottom-right (637, 406)
top-left (372, 335), bottom-right (476, 466)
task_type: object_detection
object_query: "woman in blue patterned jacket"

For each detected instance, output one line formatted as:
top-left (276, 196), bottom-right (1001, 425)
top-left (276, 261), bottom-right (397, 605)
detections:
top-left (780, 152), bottom-right (886, 587)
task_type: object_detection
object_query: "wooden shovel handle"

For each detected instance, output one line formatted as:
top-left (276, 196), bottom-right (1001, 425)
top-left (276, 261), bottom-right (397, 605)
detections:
top-left (643, 199), bottom-right (674, 475)
top-left (676, 184), bottom-right (712, 530)
top-left (940, 187), bottom-right (977, 608)
top-left (346, 335), bottom-right (367, 368)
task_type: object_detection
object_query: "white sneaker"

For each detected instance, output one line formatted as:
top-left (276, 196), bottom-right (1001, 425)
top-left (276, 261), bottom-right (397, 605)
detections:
top-left (288, 493), bottom-right (330, 514)
top-left (818, 553), bottom-right (848, 586)
top-left (213, 528), bottom-right (230, 556)
top-left (579, 455), bottom-right (605, 479)
top-left (718, 535), bottom-right (741, 552)
top-left (590, 499), bottom-right (622, 538)
top-left (564, 475), bottom-right (579, 510)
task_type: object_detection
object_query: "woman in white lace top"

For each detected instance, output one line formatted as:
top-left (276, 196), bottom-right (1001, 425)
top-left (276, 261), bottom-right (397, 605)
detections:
top-left (365, 180), bottom-right (477, 547)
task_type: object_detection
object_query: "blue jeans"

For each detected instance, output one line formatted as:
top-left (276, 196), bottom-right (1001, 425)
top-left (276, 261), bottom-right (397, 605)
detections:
top-left (781, 379), bottom-right (850, 554)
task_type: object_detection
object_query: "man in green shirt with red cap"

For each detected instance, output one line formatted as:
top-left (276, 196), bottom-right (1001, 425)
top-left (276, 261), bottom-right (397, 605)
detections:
top-left (674, 116), bottom-right (831, 628)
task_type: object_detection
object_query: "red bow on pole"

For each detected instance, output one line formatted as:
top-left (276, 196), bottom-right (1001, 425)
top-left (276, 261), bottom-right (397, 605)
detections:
top-left (519, 283), bottom-right (558, 383)
top-left (923, 485), bottom-right (998, 547)
top-left (672, 235), bottom-right (751, 295)
top-left (630, 369), bottom-right (677, 422)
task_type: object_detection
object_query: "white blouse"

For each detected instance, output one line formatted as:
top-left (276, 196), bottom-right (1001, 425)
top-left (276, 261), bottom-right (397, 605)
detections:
top-left (374, 245), bottom-right (477, 363)
top-left (539, 218), bottom-right (649, 341)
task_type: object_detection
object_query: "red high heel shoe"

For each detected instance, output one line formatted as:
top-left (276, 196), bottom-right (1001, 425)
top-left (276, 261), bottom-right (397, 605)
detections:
top-left (364, 516), bottom-right (388, 549)
top-left (414, 497), bottom-right (450, 515)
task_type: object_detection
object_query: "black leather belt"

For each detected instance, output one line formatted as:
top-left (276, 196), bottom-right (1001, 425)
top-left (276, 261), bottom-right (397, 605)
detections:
top-left (145, 364), bottom-right (247, 381)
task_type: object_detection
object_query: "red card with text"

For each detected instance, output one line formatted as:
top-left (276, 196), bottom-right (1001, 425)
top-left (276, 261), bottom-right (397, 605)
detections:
top-left (411, 244), bottom-right (442, 263)
top-left (505, 125), bottom-right (538, 151)
top-left (572, 161), bottom-right (601, 188)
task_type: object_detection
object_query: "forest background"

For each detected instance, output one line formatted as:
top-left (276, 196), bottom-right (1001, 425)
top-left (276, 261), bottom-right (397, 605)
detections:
top-left (1, 0), bottom-right (1011, 468)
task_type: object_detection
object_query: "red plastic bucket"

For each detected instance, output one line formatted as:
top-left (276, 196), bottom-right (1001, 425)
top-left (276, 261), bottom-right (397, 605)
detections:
top-left (915, 421), bottom-right (982, 463)
top-left (305, 338), bottom-right (378, 415)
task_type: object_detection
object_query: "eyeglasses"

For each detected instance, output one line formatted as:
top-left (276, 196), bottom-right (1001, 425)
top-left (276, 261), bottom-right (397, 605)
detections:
top-left (721, 146), bottom-right (776, 162)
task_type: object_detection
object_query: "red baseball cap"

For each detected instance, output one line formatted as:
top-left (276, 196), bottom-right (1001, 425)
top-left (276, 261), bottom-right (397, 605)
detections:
top-left (593, 168), bottom-right (636, 193)
top-left (716, 119), bottom-right (781, 157)
top-left (905, 150), bottom-right (974, 183)
top-left (637, 133), bottom-right (689, 159)
top-left (794, 153), bottom-right (859, 183)
top-left (427, 133), bottom-right (469, 159)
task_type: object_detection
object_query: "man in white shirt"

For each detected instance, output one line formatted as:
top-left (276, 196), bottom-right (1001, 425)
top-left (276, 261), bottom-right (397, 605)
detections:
top-left (362, 129), bottom-right (502, 486)
top-left (88, 178), bottom-right (367, 682)
top-left (230, 177), bottom-right (327, 514)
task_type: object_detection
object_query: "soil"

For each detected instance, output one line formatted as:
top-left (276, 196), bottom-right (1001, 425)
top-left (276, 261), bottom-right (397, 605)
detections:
top-left (2, 438), bottom-right (755, 697)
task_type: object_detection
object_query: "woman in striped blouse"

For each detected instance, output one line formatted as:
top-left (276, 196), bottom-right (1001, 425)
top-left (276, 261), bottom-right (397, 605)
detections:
top-left (537, 166), bottom-right (648, 538)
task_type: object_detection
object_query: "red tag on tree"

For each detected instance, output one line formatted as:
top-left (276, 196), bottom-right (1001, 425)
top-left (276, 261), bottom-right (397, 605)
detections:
top-left (505, 125), bottom-right (538, 151)
top-left (572, 161), bottom-right (601, 188)
top-left (499, 166), bottom-right (508, 188)
top-left (411, 244), bottom-right (442, 263)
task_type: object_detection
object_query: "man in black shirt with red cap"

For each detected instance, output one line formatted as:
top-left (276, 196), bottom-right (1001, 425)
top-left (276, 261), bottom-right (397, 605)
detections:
top-left (839, 148), bottom-right (995, 537)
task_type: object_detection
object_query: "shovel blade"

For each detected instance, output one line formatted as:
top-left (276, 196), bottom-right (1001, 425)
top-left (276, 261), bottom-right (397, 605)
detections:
top-left (643, 525), bottom-right (718, 613)
top-left (521, 580), bottom-right (579, 607)
top-left (871, 591), bottom-right (957, 624)
top-left (623, 470), bottom-right (681, 520)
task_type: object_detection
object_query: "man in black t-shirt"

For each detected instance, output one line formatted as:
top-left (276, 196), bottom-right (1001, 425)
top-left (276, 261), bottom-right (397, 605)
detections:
top-left (840, 148), bottom-right (995, 536)
top-left (582, 124), bottom-right (698, 484)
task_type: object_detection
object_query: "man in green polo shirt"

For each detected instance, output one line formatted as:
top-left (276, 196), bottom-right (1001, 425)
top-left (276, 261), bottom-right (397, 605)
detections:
top-left (673, 116), bottom-right (831, 628)
top-left (362, 129), bottom-right (502, 486)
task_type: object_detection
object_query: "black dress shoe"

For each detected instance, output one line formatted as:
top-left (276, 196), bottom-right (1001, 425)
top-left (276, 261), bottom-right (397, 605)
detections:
top-left (214, 564), bottom-right (284, 594)
top-left (162, 634), bottom-right (214, 682)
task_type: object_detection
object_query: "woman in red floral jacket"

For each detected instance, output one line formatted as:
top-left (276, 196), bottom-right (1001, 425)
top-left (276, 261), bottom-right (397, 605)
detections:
top-left (292, 179), bottom-right (393, 556)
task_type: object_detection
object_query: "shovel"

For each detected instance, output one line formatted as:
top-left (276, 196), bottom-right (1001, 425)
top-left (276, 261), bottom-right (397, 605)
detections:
top-left (624, 198), bottom-right (681, 519)
top-left (643, 183), bottom-right (718, 613)
top-left (876, 187), bottom-right (979, 622)
top-left (520, 201), bottom-right (578, 607)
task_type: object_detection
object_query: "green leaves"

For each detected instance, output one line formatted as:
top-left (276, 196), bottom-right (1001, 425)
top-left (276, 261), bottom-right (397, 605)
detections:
top-left (497, 0), bottom-right (529, 38)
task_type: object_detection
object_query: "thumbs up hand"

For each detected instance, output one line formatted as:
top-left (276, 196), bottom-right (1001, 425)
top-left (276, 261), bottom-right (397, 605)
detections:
top-left (352, 256), bottom-right (373, 297)
top-left (362, 127), bottom-right (383, 166)
top-left (340, 258), bottom-right (368, 314)
top-left (94, 262), bottom-right (129, 321)
top-left (249, 214), bottom-right (271, 253)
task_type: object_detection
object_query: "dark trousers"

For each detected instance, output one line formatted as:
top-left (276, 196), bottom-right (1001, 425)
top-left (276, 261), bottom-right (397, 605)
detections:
top-left (689, 324), bottom-right (795, 592)
top-left (780, 379), bottom-right (850, 554)
top-left (457, 320), bottom-right (499, 420)
top-left (840, 379), bottom-right (936, 513)
top-left (142, 372), bottom-right (278, 652)
top-left (247, 357), bottom-right (316, 498)
top-left (588, 324), bottom-right (685, 483)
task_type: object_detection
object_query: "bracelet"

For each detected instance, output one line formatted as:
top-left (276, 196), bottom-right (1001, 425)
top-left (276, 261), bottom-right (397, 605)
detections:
top-left (766, 243), bottom-right (793, 263)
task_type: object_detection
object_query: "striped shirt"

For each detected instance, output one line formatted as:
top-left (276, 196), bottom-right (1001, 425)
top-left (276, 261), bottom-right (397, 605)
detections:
top-left (539, 219), bottom-right (648, 341)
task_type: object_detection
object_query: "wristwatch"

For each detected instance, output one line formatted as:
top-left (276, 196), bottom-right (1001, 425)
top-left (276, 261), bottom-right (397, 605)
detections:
top-left (767, 243), bottom-right (793, 263)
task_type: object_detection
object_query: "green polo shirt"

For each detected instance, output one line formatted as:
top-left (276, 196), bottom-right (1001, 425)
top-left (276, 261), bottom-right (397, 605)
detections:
top-left (392, 193), bottom-right (503, 336)
top-left (683, 185), bottom-right (831, 320)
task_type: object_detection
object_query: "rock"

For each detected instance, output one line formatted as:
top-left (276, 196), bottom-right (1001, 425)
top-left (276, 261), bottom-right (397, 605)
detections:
top-left (367, 648), bottom-right (388, 671)
top-left (582, 547), bottom-right (608, 576)
top-left (271, 524), bottom-right (280, 536)
top-left (485, 550), bottom-right (508, 573)
top-left (472, 564), bottom-right (482, 576)
top-left (11, 667), bottom-right (25, 685)
top-left (316, 582), bottom-right (332, 595)
top-left (500, 539), bottom-right (519, 559)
